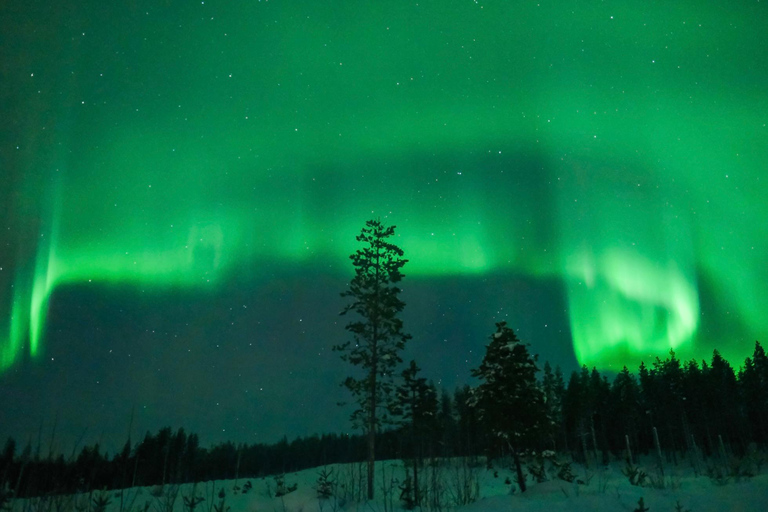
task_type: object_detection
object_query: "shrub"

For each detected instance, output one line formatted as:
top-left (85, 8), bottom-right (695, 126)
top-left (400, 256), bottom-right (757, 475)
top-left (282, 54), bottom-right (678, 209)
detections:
top-left (633, 497), bottom-right (649, 512)
top-left (315, 468), bottom-right (335, 499)
top-left (273, 474), bottom-right (297, 498)
top-left (398, 473), bottom-right (416, 510)
top-left (622, 462), bottom-right (648, 487)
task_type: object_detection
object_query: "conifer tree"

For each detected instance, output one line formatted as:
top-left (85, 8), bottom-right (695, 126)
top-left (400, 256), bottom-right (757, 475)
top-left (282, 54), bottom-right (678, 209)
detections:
top-left (652, 351), bottom-right (685, 458)
top-left (708, 350), bottom-right (743, 447)
top-left (541, 362), bottom-right (564, 451)
top-left (681, 358), bottom-right (706, 449)
top-left (553, 365), bottom-right (568, 450)
top-left (393, 360), bottom-right (438, 506)
top-left (563, 366), bottom-right (594, 466)
top-left (610, 366), bottom-right (642, 458)
top-left (588, 367), bottom-right (611, 463)
top-left (454, 385), bottom-right (482, 457)
top-left (562, 369), bottom-right (584, 461)
top-left (741, 342), bottom-right (768, 443)
top-left (470, 321), bottom-right (545, 492)
top-left (437, 388), bottom-right (457, 456)
top-left (334, 219), bottom-right (411, 500)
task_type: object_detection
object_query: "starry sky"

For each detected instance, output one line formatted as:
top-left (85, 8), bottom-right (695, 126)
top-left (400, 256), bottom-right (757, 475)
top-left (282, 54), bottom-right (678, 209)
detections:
top-left (2, 0), bottom-right (767, 451)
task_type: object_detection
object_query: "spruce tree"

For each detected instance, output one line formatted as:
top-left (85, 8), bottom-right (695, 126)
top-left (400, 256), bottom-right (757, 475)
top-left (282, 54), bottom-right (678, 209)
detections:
top-left (682, 358), bottom-right (706, 451)
top-left (437, 388), bottom-right (457, 456)
top-left (553, 365), bottom-right (568, 451)
top-left (741, 342), bottom-right (768, 443)
top-left (470, 321), bottom-right (545, 492)
top-left (562, 370), bottom-right (584, 462)
top-left (393, 360), bottom-right (438, 507)
top-left (610, 366), bottom-right (642, 460)
top-left (708, 350), bottom-right (742, 447)
top-left (564, 366), bottom-right (594, 466)
top-left (334, 219), bottom-right (410, 500)
top-left (454, 385), bottom-right (481, 457)
top-left (653, 351), bottom-right (685, 459)
top-left (589, 367), bottom-right (611, 464)
top-left (541, 362), bottom-right (563, 451)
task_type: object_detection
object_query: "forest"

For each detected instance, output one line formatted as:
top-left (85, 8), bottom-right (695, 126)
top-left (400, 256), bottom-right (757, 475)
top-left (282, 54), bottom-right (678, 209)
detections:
top-left (3, 339), bottom-right (767, 499)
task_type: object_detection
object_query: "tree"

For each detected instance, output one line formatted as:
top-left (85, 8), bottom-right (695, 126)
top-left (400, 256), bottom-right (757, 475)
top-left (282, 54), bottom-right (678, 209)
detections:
top-left (562, 369), bottom-right (585, 462)
top-left (334, 219), bottom-right (411, 500)
top-left (393, 360), bottom-right (438, 506)
top-left (1, 437), bottom-right (15, 485)
top-left (707, 350), bottom-right (744, 449)
top-left (541, 362), bottom-right (564, 451)
top-left (741, 342), bottom-right (768, 443)
top-left (454, 385), bottom-right (482, 457)
top-left (469, 321), bottom-right (546, 492)
top-left (588, 367), bottom-right (611, 464)
top-left (651, 351), bottom-right (686, 460)
top-left (610, 366), bottom-right (642, 460)
top-left (437, 388), bottom-right (458, 456)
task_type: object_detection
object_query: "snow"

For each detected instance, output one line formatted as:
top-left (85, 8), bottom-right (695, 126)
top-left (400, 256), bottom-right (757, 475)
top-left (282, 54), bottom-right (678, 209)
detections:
top-left (9, 455), bottom-right (768, 512)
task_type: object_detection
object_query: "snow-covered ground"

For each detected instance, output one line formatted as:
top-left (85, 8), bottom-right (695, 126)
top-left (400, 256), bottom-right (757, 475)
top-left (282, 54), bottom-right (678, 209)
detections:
top-left (10, 455), bottom-right (768, 512)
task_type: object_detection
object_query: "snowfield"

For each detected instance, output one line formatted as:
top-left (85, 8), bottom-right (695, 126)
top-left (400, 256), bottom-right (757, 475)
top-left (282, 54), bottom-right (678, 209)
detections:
top-left (9, 456), bottom-right (768, 512)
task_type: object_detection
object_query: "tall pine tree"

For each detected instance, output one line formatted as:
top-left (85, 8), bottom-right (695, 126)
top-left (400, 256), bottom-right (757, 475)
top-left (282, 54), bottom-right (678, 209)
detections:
top-left (334, 219), bottom-right (410, 500)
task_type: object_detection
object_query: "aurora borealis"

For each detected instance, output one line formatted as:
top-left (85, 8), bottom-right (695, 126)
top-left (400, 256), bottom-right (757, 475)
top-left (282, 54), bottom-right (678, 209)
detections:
top-left (2, 0), bottom-right (767, 446)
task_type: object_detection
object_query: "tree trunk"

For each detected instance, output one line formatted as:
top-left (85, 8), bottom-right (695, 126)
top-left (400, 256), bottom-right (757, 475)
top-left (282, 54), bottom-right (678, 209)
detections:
top-left (511, 444), bottom-right (526, 493)
top-left (413, 458), bottom-right (419, 506)
top-left (235, 446), bottom-right (242, 487)
top-left (590, 416), bottom-right (599, 464)
top-left (366, 240), bottom-right (381, 501)
top-left (368, 393), bottom-right (376, 500)
top-left (162, 445), bottom-right (169, 485)
top-left (580, 420), bottom-right (590, 468)
top-left (653, 426), bottom-right (664, 478)
top-left (411, 388), bottom-right (420, 507)
top-left (666, 423), bottom-right (677, 465)
top-left (367, 335), bottom-right (377, 500)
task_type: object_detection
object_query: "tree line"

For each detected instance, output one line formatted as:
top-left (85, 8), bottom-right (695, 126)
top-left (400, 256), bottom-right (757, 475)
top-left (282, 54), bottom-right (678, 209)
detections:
top-left (1, 339), bottom-right (766, 497)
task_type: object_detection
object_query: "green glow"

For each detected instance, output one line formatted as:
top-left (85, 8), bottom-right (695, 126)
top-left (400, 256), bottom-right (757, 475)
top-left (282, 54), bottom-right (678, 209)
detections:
top-left (2, 0), bottom-right (767, 370)
top-left (565, 249), bottom-right (699, 367)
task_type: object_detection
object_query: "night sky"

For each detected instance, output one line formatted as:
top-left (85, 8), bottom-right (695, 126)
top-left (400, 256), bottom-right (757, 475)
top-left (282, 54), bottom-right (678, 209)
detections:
top-left (2, 1), bottom-right (767, 452)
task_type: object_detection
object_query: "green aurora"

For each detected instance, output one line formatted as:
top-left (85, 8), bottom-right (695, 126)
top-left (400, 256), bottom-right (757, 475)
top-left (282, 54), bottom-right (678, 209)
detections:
top-left (2, 0), bottom-right (767, 371)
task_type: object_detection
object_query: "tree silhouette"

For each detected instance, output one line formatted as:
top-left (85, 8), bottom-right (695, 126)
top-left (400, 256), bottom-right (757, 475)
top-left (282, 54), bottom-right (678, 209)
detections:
top-left (470, 321), bottom-right (545, 492)
top-left (741, 341), bottom-right (768, 443)
top-left (393, 360), bottom-right (438, 506)
top-left (334, 219), bottom-right (410, 500)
